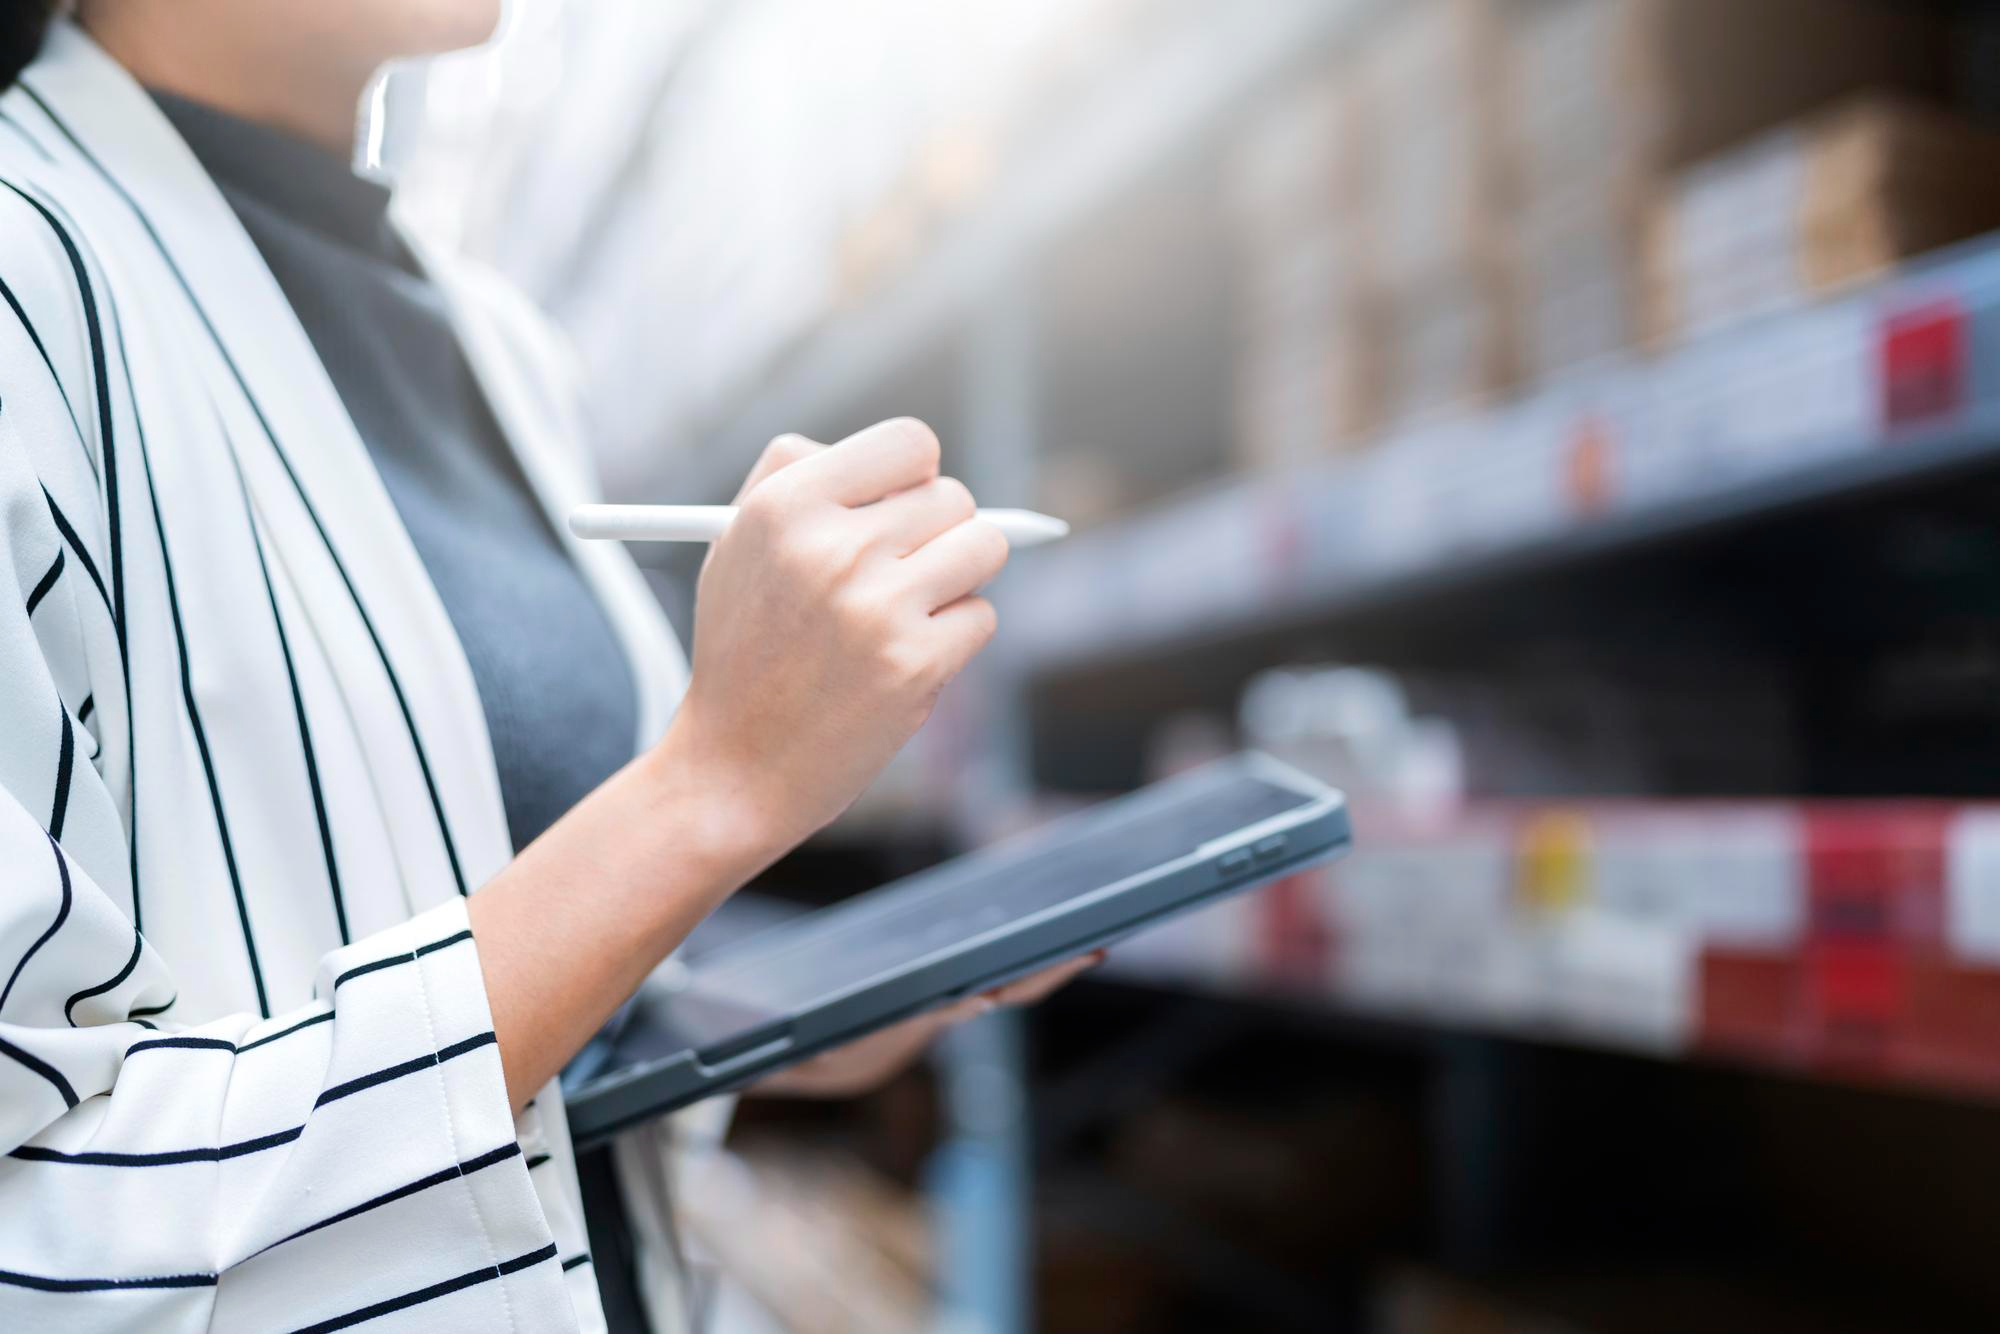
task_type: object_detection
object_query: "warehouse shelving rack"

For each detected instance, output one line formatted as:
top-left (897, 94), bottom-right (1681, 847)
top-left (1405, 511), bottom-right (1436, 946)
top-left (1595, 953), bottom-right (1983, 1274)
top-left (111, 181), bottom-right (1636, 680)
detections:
top-left (662, 4), bottom-right (2000, 1330)
top-left (1007, 233), bottom-right (2000, 677)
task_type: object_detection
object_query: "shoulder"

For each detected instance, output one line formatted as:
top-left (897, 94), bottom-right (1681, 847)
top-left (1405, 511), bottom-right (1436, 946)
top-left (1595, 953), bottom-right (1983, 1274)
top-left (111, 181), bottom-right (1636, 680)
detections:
top-left (0, 134), bottom-right (110, 437)
top-left (0, 135), bottom-right (94, 312)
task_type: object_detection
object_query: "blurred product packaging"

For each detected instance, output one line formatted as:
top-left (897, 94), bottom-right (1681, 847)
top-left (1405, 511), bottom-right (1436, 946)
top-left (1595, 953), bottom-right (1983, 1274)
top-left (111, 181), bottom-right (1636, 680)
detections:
top-left (1238, 666), bottom-right (1465, 822)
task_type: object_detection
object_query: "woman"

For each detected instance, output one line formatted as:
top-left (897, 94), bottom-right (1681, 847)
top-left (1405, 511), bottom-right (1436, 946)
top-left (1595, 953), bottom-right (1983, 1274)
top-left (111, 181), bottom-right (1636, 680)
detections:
top-left (0, 2), bottom-right (1089, 1330)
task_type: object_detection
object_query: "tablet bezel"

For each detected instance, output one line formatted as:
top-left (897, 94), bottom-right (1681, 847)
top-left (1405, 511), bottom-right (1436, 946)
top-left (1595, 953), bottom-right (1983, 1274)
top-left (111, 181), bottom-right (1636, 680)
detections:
top-left (565, 752), bottom-right (1349, 1146)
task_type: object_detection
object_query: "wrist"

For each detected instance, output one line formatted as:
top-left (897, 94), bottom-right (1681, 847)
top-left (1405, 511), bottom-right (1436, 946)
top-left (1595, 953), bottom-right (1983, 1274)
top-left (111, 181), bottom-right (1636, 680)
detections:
top-left (638, 707), bottom-right (795, 892)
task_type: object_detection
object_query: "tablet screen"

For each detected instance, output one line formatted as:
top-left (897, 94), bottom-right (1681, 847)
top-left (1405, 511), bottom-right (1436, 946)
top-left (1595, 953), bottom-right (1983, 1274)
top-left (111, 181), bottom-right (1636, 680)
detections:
top-left (633, 766), bottom-right (1320, 1053)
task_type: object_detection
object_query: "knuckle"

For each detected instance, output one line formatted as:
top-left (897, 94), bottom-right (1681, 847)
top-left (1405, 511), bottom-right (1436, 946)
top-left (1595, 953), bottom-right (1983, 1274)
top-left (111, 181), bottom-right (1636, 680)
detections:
top-left (934, 476), bottom-right (976, 521)
top-left (968, 596), bottom-right (999, 640)
top-left (879, 639), bottom-right (933, 690)
top-left (743, 473), bottom-right (797, 516)
top-left (833, 581), bottom-right (893, 635)
top-left (886, 417), bottom-right (941, 474)
top-left (814, 537), bottom-right (865, 589)
top-left (759, 436), bottom-right (802, 472)
top-left (828, 586), bottom-right (871, 635)
top-left (775, 523), bottom-right (830, 573)
top-left (857, 592), bottom-right (900, 639)
top-left (971, 519), bottom-right (1011, 570)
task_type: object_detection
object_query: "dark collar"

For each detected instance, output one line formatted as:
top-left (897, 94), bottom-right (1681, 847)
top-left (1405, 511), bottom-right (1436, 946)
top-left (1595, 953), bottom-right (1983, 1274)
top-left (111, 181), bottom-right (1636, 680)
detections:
top-left (151, 89), bottom-right (405, 265)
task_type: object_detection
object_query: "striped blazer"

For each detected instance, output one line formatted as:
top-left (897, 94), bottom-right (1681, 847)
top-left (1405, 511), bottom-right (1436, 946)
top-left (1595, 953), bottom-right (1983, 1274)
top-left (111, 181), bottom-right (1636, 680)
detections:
top-left (0, 23), bottom-right (704, 1333)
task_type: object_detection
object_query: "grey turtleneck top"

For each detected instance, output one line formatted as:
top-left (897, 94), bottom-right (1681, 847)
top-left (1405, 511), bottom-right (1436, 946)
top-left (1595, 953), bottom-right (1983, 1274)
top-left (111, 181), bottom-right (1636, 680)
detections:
top-left (155, 92), bottom-right (639, 855)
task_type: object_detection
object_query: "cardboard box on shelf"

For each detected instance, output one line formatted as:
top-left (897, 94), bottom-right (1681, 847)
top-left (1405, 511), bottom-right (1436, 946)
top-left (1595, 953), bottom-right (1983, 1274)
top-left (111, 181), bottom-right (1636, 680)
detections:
top-left (1223, 70), bottom-right (1369, 244)
top-left (1355, 0), bottom-right (1514, 290)
top-left (1233, 250), bottom-right (1386, 466)
top-left (1346, 0), bottom-right (1525, 419)
top-left (1625, 0), bottom-right (1952, 171)
top-left (1233, 324), bottom-right (1384, 469)
top-left (1506, 0), bottom-right (1955, 367)
top-left (1386, 262), bottom-right (1521, 423)
top-left (1799, 99), bottom-right (2000, 289)
top-left (1508, 0), bottom-right (1952, 188)
top-left (1642, 97), bottom-right (2000, 345)
top-left (1513, 176), bottom-right (1648, 380)
top-left (1226, 70), bottom-right (1384, 466)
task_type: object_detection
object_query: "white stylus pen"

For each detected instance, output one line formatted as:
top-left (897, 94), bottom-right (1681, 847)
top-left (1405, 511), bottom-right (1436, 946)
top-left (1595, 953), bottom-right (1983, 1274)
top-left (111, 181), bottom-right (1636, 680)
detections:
top-left (569, 503), bottom-right (1071, 549)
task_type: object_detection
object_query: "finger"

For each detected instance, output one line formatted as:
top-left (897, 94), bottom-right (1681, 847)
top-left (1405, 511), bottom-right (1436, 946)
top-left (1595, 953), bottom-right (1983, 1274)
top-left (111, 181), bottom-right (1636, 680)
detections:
top-left (785, 417), bottom-right (941, 507)
top-left (855, 476), bottom-right (977, 556)
top-left (734, 434), bottom-right (827, 502)
top-left (901, 517), bottom-right (1009, 611)
top-left (939, 992), bottom-right (998, 1025)
top-left (755, 1011), bottom-right (949, 1097)
top-left (925, 594), bottom-right (999, 682)
top-left (987, 952), bottom-right (1103, 1007)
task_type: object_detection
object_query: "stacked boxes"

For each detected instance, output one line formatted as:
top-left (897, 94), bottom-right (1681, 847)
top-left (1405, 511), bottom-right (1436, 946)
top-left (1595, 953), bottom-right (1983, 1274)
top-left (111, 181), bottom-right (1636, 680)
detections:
top-left (1358, 0), bottom-right (1520, 422)
top-left (1224, 73), bottom-right (1380, 470)
top-left (1227, 0), bottom-right (1960, 468)
top-left (1507, 0), bottom-right (1648, 380)
top-left (1615, 0), bottom-right (1951, 170)
top-left (1509, 0), bottom-right (1954, 369)
top-left (1642, 97), bottom-right (2000, 342)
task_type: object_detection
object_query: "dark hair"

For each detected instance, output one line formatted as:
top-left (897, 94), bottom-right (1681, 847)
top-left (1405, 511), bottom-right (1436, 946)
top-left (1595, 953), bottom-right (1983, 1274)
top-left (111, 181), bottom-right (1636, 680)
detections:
top-left (0, 1), bottom-right (58, 88)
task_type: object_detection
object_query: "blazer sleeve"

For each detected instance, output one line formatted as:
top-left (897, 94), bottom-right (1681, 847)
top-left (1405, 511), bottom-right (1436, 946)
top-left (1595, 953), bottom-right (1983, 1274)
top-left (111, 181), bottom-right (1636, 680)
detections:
top-left (0, 194), bottom-right (573, 1332)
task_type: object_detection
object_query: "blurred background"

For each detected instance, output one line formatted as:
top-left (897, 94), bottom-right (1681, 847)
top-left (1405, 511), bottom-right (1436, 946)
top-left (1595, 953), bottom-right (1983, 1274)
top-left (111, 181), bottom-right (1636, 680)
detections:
top-left (381, 1), bottom-right (2000, 1330)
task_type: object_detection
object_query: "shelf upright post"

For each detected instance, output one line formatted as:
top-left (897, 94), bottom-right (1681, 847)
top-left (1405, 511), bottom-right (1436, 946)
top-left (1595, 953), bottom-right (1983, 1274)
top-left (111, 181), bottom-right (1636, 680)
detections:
top-left (929, 279), bottom-right (1041, 1334)
top-left (956, 278), bottom-right (1042, 826)
top-left (931, 1009), bottom-right (1032, 1334)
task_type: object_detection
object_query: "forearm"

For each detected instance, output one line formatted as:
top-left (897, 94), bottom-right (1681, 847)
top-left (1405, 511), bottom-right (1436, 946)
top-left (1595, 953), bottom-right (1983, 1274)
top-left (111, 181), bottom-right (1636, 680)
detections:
top-left (468, 717), bottom-right (785, 1108)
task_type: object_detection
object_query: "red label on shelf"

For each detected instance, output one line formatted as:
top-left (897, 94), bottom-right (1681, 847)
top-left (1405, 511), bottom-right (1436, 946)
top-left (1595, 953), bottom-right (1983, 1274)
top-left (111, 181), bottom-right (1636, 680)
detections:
top-left (1880, 297), bottom-right (1967, 429)
top-left (1256, 489), bottom-right (1309, 593)
top-left (1565, 414), bottom-right (1614, 515)
top-left (1803, 806), bottom-right (1949, 945)
top-left (1804, 941), bottom-right (1908, 1074)
top-left (1259, 871), bottom-right (1334, 987)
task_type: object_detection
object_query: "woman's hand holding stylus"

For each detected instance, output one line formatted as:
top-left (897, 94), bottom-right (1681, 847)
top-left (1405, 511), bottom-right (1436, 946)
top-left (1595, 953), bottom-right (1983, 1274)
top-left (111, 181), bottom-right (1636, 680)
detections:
top-left (670, 418), bottom-right (1009, 850)
top-left (469, 420), bottom-right (1014, 1108)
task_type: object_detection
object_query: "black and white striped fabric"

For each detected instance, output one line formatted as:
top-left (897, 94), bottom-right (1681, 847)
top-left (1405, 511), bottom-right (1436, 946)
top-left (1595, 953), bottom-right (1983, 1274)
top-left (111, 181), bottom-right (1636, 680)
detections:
top-left (0, 24), bottom-right (701, 1332)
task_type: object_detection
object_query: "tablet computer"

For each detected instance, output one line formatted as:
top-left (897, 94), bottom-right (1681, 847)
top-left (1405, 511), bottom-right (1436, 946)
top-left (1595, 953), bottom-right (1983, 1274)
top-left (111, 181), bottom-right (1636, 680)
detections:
top-left (564, 752), bottom-right (1349, 1146)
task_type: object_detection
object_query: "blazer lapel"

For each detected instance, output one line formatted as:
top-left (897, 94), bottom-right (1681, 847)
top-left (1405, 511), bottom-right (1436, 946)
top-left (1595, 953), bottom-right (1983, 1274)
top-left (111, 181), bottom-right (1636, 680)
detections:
top-left (17, 24), bottom-right (515, 890)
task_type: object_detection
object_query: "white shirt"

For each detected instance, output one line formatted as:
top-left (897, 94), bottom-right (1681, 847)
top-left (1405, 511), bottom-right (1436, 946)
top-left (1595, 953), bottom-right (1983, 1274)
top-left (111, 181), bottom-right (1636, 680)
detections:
top-left (0, 23), bottom-right (702, 1332)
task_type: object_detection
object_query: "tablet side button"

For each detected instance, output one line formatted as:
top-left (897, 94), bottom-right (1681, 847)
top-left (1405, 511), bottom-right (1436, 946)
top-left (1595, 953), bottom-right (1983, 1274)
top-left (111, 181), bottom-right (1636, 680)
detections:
top-left (1218, 848), bottom-right (1254, 877)
top-left (1251, 834), bottom-right (1288, 864)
